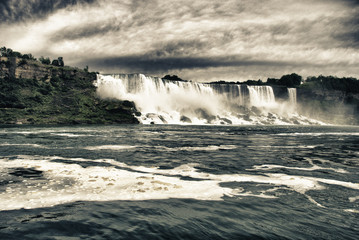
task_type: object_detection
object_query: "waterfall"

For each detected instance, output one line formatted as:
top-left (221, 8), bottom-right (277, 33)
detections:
top-left (95, 74), bottom-right (318, 125)
top-left (288, 88), bottom-right (297, 106)
top-left (247, 86), bottom-right (276, 107)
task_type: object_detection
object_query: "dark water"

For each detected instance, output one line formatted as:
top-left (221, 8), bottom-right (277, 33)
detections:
top-left (0, 125), bottom-right (358, 240)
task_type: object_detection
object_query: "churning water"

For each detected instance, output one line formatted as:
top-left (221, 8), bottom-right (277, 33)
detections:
top-left (95, 74), bottom-right (320, 125)
top-left (0, 125), bottom-right (358, 239)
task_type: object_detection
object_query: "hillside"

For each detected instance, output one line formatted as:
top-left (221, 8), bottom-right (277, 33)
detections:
top-left (0, 54), bottom-right (138, 125)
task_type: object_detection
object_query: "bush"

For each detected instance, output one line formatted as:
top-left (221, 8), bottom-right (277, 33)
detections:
top-left (18, 59), bottom-right (27, 66)
top-left (52, 59), bottom-right (59, 66)
top-left (267, 73), bottom-right (302, 87)
top-left (304, 75), bottom-right (359, 94)
top-left (39, 56), bottom-right (51, 65)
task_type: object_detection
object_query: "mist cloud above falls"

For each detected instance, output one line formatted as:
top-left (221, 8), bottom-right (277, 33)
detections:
top-left (1, 0), bottom-right (358, 81)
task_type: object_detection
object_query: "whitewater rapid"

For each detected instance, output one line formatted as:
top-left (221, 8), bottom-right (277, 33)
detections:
top-left (95, 74), bottom-right (320, 125)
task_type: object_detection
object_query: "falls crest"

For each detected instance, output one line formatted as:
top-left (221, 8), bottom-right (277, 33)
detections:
top-left (95, 74), bottom-right (319, 125)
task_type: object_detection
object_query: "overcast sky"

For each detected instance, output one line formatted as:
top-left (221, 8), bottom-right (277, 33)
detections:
top-left (1, 0), bottom-right (358, 82)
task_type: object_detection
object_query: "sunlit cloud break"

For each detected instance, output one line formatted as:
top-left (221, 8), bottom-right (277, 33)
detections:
top-left (1, 0), bottom-right (358, 81)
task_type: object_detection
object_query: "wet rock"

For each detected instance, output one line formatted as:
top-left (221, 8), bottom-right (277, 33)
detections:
top-left (180, 115), bottom-right (192, 123)
top-left (219, 117), bottom-right (232, 124)
top-left (195, 108), bottom-right (216, 122)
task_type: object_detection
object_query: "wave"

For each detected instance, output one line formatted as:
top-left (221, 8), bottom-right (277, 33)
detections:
top-left (0, 155), bottom-right (357, 211)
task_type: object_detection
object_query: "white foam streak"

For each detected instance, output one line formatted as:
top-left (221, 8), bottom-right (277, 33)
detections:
top-left (250, 163), bottom-right (347, 174)
top-left (349, 196), bottom-right (359, 202)
top-left (0, 157), bottom-right (232, 211)
top-left (0, 143), bottom-right (46, 148)
top-left (84, 145), bottom-right (136, 151)
top-left (1, 156), bottom-right (357, 211)
top-left (275, 132), bottom-right (359, 136)
top-left (155, 145), bottom-right (237, 152)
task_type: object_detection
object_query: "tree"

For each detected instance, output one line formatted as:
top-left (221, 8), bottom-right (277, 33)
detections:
top-left (22, 54), bottom-right (36, 60)
top-left (5, 48), bottom-right (13, 57)
top-left (52, 59), bottom-right (59, 66)
top-left (0, 47), bottom-right (6, 57)
top-left (267, 73), bottom-right (302, 87)
top-left (0, 47), bottom-right (14, 57)
top-left (162, 75), bottom-right (183, 81)
top-left (278, 73), bottom-right (302, 87)
top-left (39, 56), bottom-right (51, 65)
top-left (12, 51), bottom-right (22, 58)
top-left (58, 57), bottom-right (64, 67)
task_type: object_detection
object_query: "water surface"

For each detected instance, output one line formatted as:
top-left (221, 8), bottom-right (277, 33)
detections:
top-left (0, 125), bottom-right (358, 239)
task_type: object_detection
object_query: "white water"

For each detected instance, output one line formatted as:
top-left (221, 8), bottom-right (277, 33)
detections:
top-left (1, 155), bottom-right (358, 210)
top-left (288, 88), bottom-right (297, 107)
top-left (95, 74), bottom-right (320, 125)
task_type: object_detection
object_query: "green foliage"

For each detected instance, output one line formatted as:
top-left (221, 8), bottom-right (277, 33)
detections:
top-left (39, 56), bottom-right (51, 65)
top-left (0, 47), bottom-right (6, 56)
top-left (162, 75), bottom-right (185, 81)
top-left (22, 54), bottom-right (36, 60)
top-left (18, 59), bottom-right (27, 66)
top-left (303, 75), bottom-right (359, 93)
top-left (267, 73), bottom-right (302, 87)
top-left (51, 57), bottom-right (65, 67)
top-left (58, 57), bottom-right (64, 67)
top-left (0, 64), bottom-right (137, 124)
top-left (51, 59), bottom-right (59, 66)
top-left (242, 79), bottom-right (264, 85)
top-left (0, 46), bottom-right (24, 58)
top-left (0, 59), bottom-right (11, 68)
top-left (0, 47), bottom-right (135, 124)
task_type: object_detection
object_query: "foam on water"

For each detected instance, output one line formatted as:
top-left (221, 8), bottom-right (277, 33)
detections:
top-left (249, 157), bottom-right (348, 173)
top-left (1, 155), bottom-right (357, 211)
top-left (0, 156), bottom-right (233, 211)
top-left (0, 143), bottom-right (46, 148)
top-left (275, 132), bottom-right (359, 136)
top-left (51, 133), bottom-right (95, 137)
top-left (84, 145), bottom-right (137, 151)
top-left (349, 196), bottom-right (359, 202)
top-left (154, 145), bottom-right (237, 152)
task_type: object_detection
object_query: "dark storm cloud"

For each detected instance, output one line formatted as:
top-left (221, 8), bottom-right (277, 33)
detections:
top-left (85, 55), bottom-right (322, 73)
top-left (51, 21), bottom-right (119, 41)
top-left (336, 0), bottom-right (359, 48)
top-left (341, 0), bottom-right (359, 6)
top-left (149, 41), bottom-right (209, 58)
top-left (334, 17), bottom-right (359, 48)
top-left (0, 0), bottom-right (96, 23)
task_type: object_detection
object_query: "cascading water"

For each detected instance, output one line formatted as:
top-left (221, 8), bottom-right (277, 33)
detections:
top-left (247, 86), bottom-right (276, 107)
top-left (95, 74), bottom-right (321, 125)
top-left (288, 88), bottom-right (297, 106)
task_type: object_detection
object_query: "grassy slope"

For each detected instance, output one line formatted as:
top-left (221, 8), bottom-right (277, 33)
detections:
top-left (0, 62), bottom-right (138, 125)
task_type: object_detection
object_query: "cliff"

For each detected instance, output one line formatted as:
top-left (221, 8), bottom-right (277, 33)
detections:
top-left (296, 87), bottom-right (359, 125)
top-left (0, 57), bottom-right (138, 125)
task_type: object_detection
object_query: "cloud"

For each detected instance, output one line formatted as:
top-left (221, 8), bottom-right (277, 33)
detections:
top-left (0, 0), bottom-right (358, 81)
top-left (0, 0), bottom-right (96, 23)
top-left (83, 53), bottom-right (356, 75)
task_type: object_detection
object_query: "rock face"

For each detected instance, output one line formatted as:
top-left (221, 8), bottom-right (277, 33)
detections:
top-left (0, 57), bottom-right (90, 81)
top-left (271, 86), bottom-right (289, 101)
top-left (297, 88), bottom-right (359, 125)
top-left (0, 58), bottom-right (139, 125)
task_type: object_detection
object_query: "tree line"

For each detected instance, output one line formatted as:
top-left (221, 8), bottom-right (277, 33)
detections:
top-left (1, 46), bottom-right (64, 67)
